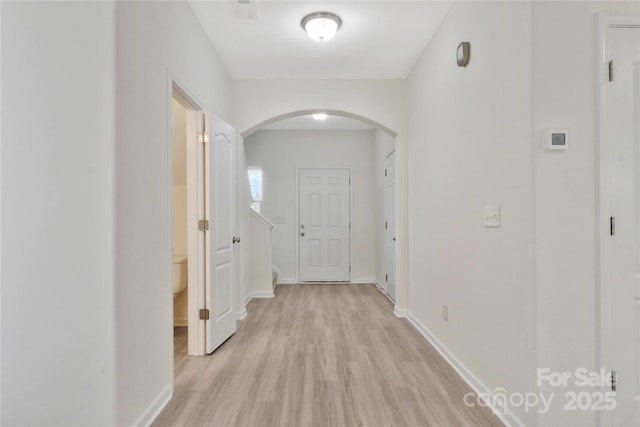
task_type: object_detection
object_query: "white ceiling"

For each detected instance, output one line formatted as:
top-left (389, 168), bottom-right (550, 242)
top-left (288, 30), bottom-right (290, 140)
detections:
top-left (261, 114), bottom-right (374, 130)
top-left (189, 1), bottom-right (452, 80)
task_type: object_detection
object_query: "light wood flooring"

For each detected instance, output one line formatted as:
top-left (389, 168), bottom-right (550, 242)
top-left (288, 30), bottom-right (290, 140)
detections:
top-left (155, 284), bottom-right (504, 427)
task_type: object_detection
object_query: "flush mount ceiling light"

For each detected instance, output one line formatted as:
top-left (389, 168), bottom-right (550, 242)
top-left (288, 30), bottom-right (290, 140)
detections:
top-left (312, 113), bottom-right (328, 121)
top-left (301, 12), bottom-right (342, 42)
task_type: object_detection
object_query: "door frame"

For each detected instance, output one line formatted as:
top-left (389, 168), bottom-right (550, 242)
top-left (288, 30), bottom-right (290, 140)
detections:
top-left (167, 73), bottom-right (207, 359)
top-left (595, 13), bottom-right (640, 426)
top-left (384, 150), bottom-right (396, 300)
top-left (295, 167), bottom-right (353, 283)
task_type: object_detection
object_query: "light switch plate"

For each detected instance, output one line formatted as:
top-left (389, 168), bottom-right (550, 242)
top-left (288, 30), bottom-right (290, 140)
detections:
top-left (484, 205), bottom-right (501, 228)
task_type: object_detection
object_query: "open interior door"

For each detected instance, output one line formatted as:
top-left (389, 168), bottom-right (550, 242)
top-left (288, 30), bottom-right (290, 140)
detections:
top-left (200, 112), bottom-right (236, 354)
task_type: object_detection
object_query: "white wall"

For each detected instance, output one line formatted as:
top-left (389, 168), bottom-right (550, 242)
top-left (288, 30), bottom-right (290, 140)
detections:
top-left (172, 184), bottom-right (188, 326)
top-left (172, 185), bottom-right (187, 258)
top-left (116, 1), bottom-right (232, 424)
top-left (1, 3), bottom-right (3, 420)
top-left (172, 99), bottom-right (188, 258)
top-left (249, 211), bottom-right (274, 295)
top-left (1, 2), bottom-right (117, 424)
top-left (172, 99), bottom-right (188, 326)
top-left (406, 2), bottom-right (536, 425)
top-left (374, 130), bottom-right (395, 289)
top-left (532, 2), bottom-right (639, 425)
top-left (236, 133), bottom-right (251, 317)
top-left (406, 1), bottom-right (640, 426)
top-left (233, 80), bottom-right (405, 139)
top-left (245, 129), bottom-right (377, 283)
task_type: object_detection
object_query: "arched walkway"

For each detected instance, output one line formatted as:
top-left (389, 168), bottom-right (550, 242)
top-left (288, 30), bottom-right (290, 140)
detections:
top-left (241, 109), bottom-right (397, 138)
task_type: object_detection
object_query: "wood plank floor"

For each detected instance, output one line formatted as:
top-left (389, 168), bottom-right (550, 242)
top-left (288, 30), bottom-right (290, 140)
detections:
top-left (154, 284), bottom-right (504, 427)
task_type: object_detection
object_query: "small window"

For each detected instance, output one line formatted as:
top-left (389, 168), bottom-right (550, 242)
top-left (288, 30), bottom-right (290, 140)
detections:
top-left (248, 167), bottom-right (263, 214)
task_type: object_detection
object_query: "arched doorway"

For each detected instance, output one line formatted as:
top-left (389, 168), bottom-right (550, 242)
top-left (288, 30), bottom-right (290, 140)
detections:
top-left (241, 111), bottom-right (397, 301)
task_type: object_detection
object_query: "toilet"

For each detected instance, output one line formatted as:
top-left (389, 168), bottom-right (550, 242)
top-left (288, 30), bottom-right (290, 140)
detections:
top-left (172, 256), bottom-right (188, 298)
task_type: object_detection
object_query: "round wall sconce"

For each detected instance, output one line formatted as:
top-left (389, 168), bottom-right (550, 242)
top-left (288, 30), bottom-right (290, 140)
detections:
top-left (457, 42), bottom-right (470, 67)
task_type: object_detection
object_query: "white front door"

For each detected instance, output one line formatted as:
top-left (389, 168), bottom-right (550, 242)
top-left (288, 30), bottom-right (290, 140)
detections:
top-left (385, 152), bottom-right (396, 301)
top-left (299, 169), bottom-right (351, 282)
top-left (599, 17), bottom-right (640, 426)
top-left (201, 112), bottom-right (236, 354)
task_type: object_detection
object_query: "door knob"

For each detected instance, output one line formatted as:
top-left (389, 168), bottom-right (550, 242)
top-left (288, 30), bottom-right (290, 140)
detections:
top-left (300, 232), bottom-right (305, 237)
top-left (393, 237), bottom-right (396, 241)
top-left (233, 236), bottom-right (241, 244)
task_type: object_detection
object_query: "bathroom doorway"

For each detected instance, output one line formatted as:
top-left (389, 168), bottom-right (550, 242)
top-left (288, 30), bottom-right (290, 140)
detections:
top-left (170, 82), bottom-right (206, 362)
top-left (171, 96), bottom-right (189, 365)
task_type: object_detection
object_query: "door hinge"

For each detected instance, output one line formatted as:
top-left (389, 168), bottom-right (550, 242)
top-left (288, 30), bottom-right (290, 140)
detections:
top-left (385, 221), bottom-right (388, 230)
top-left (199, 219), bottom-right (210, 232)
top-left (385, 169), bottom-right (387, 177)
top-left (199, 308), bottom-right (210, 320)
top-left (349, 221), bottom-right (351, 229)
top-left (610, 216), bottom-right (616, 236)
top-left (608, 60), bottom-right (614, 82)
top-left (385, 274), bottom-right (388, 282)
top-left (198, 131), bottom-right (209, 144)
top-left (611, 370), bottom-right (617, 391)
top-left (349, 266), bottom-right (351, 272)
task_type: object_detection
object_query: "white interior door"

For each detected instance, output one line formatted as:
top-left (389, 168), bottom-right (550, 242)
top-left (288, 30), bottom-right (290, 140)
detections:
top-left (600, 19), bottom-right (640, 427)
top-left (299, 169), bottom-right (351, 282)
top-left (201, 112), bottom-right (236, 354)
top-left (385, 152), bottom-right (396, 301)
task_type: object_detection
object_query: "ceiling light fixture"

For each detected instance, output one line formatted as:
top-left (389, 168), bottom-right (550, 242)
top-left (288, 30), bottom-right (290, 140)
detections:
top-left (312, 113), bottom-right (328, 121)
top-left (301, 12), bottom-right (342, 42)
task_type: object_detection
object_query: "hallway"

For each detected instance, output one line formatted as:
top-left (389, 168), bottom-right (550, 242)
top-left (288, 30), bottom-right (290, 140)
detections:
top-left (154, 285), bottom-right (502, 426)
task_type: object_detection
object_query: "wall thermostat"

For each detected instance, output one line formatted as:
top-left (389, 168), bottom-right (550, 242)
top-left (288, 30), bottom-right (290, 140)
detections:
top-left (544, 129), bottom-right (569, 151)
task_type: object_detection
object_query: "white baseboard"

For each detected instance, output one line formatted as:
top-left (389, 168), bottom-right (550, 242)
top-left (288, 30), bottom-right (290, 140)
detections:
top-left (373, 281), bottom-right (395, 304)
top-left (133, 384), bottom-right (172, 427)
top-left (351, 277), bottom-right (377, 284)
top-left (405, 311), bottom-right (525, 427)
top-left (243, 290), bottom-right (275, 308)
top-left (275, 279), bottom-right (380, 285)
top-left (393, 307), bottom-right (408, 318)
top-left (373, 282), bottom-right (396, 304)
top-left (247, 290), bottom-right (274, 299)
top-left (173, 316), bottom-right (188, 327)
top-left (239, 290), bottom-right (274, 320)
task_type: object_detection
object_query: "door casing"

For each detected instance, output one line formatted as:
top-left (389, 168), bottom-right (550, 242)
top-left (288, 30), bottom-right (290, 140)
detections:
top-left (168, 76), bottom-right (206, 363)
top-left (384, 151), bottom-right (396, 301)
